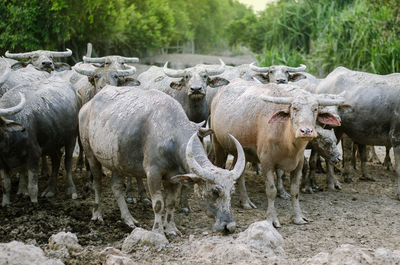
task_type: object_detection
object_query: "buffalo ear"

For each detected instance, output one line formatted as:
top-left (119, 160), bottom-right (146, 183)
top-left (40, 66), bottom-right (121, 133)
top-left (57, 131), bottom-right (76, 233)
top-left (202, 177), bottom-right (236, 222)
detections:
top-left (289, 73), bottom-right (306, 82)
top-left (317, 113), bottom-right (341, 127)
top-left (119, 77), bottom-right (140, 87)
top-left (0, 117), bottom-right (24, 132)
top-left (170, 174), bottom-right (204, 186)
top-left (88, 76), bottom-right (96, 86)
top-left (11, 62), bottom-right (28, 70)
top-left (170, 80), bottom-right (184, 90)
top-left (254, 74), bottom-right (269, 83)
top-left (268, 110), bottom-right (289, 123)
top-left (54, 62), bottom-right (71, 72)
top-left (208, 77), bottom-right (229, 88)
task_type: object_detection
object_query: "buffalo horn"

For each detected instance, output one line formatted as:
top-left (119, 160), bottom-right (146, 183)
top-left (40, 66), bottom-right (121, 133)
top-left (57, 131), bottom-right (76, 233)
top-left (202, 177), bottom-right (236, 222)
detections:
top-left (5, 51), bottom-right (34, 59)
top-left (73, 62), bottom-right (95, 76)
top-left (286, 64), bottom-right (307, 72)
top-left (122, 57), bottom-right (139, 63)
top-left (186, 133), bottom-right (215, 182)
top-left (83, 56), bottom-right (106, 63)
top-left (50, 48), bottom-right (72, 57)
top-left (260, 95), bottom-right (293, 104)
top-left (207, 59), bottom-right (225, 76)
top-left (163, 62), bottom-right (185, 78)
top-left (0, 92), bottom-right (26, 116)
top-left (0, 58), bottom-right (11, 87)
top-left (249, 62), bottom-right (270, 73)
top-left (228, 134), bottom-right (246, 180)
top-left (115, 64), bottom-right (136, 76)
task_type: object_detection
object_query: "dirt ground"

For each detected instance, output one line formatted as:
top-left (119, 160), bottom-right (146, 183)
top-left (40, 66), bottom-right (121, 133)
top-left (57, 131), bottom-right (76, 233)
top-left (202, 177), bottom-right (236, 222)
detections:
top-left (0, 147), bottom-right (399, 264)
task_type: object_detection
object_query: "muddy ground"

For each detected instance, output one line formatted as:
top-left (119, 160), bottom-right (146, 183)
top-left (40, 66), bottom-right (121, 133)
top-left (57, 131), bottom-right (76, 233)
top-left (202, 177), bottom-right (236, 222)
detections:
top-left (0, 147), bottom-right (399, 264)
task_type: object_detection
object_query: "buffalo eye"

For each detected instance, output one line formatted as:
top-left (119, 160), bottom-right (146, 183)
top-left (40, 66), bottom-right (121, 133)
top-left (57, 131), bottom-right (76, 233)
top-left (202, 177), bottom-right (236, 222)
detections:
top-left (112, 74), bottom-right (118, 79)
top-left (94, 73), bottom-right (102, 79)
top-left (313, 107), bottom-right (318, 112)
top-left (202, 74), bottom-right (207, 79)
top-left (185, 74), bottom-right (190, 79)
top-left (292, 106), bottom-right (299, 111)
top-left (32, 55), bottom-right (39, 60)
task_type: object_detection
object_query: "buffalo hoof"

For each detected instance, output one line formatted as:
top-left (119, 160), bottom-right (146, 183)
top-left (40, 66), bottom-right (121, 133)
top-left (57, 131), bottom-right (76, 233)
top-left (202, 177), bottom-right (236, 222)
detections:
top-left (141, 198), bottom-right (151, 205)
top-left (278, 191), bottom-right (291, 200)
top-left (2, 196), bottom-right (10, 207)
top-left (266, 213), bottom-right (281, 228)
top-left (123, 217), bottom-right (138, 229)
top-left (293, 215), bottom-right (309, 225)
top-left (180, 207), bottom-right (190, 214)
top-left (343, 175), bottom-right (353, 183)
top-left (41, 185), bottom-right (57, 198)
top-left (91, 209), bottom-right (104, 223)
top-left (241, 198), bottom-right (257, 209)
top-left (301, 186), bottom-right (313, 194)
top-left (165, 227), bottom-right (182, 238)
top-left (126, 197), bottom-right (137, 204)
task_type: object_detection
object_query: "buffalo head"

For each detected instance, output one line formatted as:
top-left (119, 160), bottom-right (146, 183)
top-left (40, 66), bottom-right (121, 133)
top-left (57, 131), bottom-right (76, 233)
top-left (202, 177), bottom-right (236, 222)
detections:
top-left (74, 62), bottom-right (140, 92)
top-left (171, 132), bottom-right (245, 234)
top-left (5, 49), bottom-right (72, 73)
top-left (250, 63), bottom-right (307, 84)
top-left (163, 60), bottom-right (229, 100)
top-left (83, 55), bottom-right (139, 71)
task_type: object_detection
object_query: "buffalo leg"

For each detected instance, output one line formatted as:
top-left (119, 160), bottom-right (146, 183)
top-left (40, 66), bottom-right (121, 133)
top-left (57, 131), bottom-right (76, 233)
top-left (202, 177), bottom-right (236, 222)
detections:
top-left (179, 185), bottom-right (191, 213)
top-left (326, 162), bottom-right (342, 191)
top-left (65, 138), bottom-right (78, 199)
top-left (230, 155), bottom-right (256, 209)
top-left (147, 169), bottom-right (165, 235)
top-left (41, 151), bottom-right (61, 198)
top-left (75, 138), bottom-right (84, 172)
top-left (393, 145), bottom-right (400, 200)
top-left (27, 160), bottom-right (40, 203)
top-left (291, 161), bottom-right (308, 225)
top-left (368, 145), bottom-right (381, 164)
top-left (263, 166), bottom-right (280, 228)
top-left (87, 156), bottom-right (104, 222)
top-left (302, 151), bottom-right (318, 193)
top-left (276, 169), bottom-right (290, 199)
top-left (41, 155), bottom-right (50, 178)
top-left (358, 144), bottom-right (375, 181)
top-left (342, 136), bottom-right (354, 183)
top-left (111, 173), bottom-right (137, 228)
top-left (126, 175), bottom-right (150, 204)
top-left (1, 169), bottom-right (11, 206)
top-left (163, 180), bottom-right (181, 237)
top-left (384, 147), bottom-right (394, 171)
top-left (17, 167), bottom-right (28, 196)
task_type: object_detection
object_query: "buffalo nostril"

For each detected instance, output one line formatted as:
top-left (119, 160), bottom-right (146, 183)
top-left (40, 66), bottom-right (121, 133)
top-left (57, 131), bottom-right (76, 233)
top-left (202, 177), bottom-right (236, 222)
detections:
top-left (300, 128), bottom-right (313, 135)
top-left (277, 79), bottom-right (287, 84)
top-left (42, 61), bottom-right (52, 66)
top-left (191, 87), bottom-right (202, 91)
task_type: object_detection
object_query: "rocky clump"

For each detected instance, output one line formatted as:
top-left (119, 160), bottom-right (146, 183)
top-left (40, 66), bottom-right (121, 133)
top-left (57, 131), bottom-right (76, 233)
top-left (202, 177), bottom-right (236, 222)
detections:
top-left (48, 231), bottom-right (83, 259)
top-left (0, 241), bottom-right (64, 265)
top-left (99, 247), bottom-right (136, 265)
top-left (302, 244), bottom-right (400, 265)
top-left (122, 228), bottom-right (169, 253)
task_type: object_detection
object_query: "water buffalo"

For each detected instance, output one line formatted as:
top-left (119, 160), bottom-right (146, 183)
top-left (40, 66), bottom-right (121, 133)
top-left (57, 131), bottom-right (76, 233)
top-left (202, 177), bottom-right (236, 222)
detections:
top-left (79, 85), bottom-right (245, 236)
top-left (211, 79), bottom-right (345, 227)
top-left (137, 60), bottom-right (229, 123)
top-left (5, 49), bottom-right (72, 72)
top-left (315, 66), bottom-right (400, 199)
top-left (0, 76), bottom-right (79, 205)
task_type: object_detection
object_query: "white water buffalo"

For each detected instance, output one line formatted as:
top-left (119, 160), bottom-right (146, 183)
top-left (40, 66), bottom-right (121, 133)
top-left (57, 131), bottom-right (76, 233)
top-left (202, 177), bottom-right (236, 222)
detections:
top-left (0, 76), bottom-right (79, 205)
top-left (137, 60), bottom-right (229, 123)
top-left (79, 85), bottom-right (245, 236)
top-left (5, 49), bottom-right (72, 72)
top-left (211, 79), bottom-right (345, 227)
top-left (315, 66), bottom-right (400, 199)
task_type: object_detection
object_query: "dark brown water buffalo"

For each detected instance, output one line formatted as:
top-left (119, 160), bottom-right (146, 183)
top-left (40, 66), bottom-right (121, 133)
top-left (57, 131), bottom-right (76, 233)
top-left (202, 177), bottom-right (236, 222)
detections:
top-left (0, 76), bottom-right (79, 205)
top-left (211, 79), bottom-right (345, 227)
top-left (137, 60), bottom-right (229, 123)
top-left (5, 49), bottom-right (72, 72)
top-left (315, 66), bottom-right (400, 199)
top-left (79, 85), bottom-right (245, 236)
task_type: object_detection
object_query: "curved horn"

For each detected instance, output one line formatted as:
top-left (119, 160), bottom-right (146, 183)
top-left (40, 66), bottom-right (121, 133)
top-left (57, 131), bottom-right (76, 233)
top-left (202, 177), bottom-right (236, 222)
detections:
top-left (5, 50), bottom-right (34, 59)
top-left (115, 64), bottom-right (136, 76)
top-left (249, 62), bottom-right (270, 73)
top-left (260, 95), bottom-right (293, 105)
top-left (86, 43), bottom-right (92, 57)
top-left (286, 64), bottom-right (307, 72)
top-left (229, 134), bottom-right (246, 180)
top-left (73, 62), bottom-right (95, 76)
top-left (83, 56), bottom-right (106, 63)
top-left (0, 92), bottom-right (26, 116)
top-left (0, 58), bottom-right (11, 87)
top-left (207, 58), bottom-right (225, 76)
top-left (186, 133), bottom-right (215, 182)
top-left (122, 57), bottom-right (139, 63)
top-left (163, 62), bottom-right (185, 78)
top-left (50, 48), bottom-right (72, 58)
top-left (252, 76), bottom-right (263, 84)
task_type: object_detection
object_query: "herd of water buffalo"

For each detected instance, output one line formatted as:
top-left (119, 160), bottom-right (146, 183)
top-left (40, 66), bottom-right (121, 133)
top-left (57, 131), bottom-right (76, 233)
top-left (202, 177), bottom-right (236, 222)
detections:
top-left (0, 45), bottom-right (399, 238)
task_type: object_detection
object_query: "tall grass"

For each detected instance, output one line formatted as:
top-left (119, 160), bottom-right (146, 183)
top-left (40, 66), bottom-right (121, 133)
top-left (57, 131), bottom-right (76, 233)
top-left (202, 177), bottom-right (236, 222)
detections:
top-left (256, 0), bottom-right (400, 76)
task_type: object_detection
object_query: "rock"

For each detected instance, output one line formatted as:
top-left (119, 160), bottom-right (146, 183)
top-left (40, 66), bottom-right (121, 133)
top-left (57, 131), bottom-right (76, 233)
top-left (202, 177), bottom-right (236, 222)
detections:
top-left (99, 247), bottom-right (136, 265)
top-left (303, 244), bottom-right (400, 265)
top-left (122, 228), bottom-right (169, 253)
top-left (48, 231), bottom-right (82, 258)
top-left (0, 241), bottom-right (64, 265)
top-left (236, 220), bottom-right (285, 256)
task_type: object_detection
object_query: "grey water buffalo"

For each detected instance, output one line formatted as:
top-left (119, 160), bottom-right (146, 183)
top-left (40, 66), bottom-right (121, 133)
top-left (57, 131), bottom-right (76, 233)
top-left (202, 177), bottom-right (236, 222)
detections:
top-left (83, 55), bottom-right (139, 70)
top-left (79, 85), bottom-right (245, 236)
top-left (315, 66), bottom-right (400, 199)
top-left (249, 63), bottom-right (307, 84)
top-left (211, 79), bottom-right (345, 227)
top-left (137, 60), bottom-right (229, 123)
top-left (0, 76), bottom-right (79, 205)
top-left (5, 49), bottom-right (72, 72)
